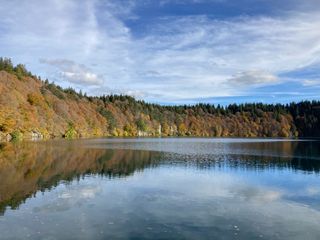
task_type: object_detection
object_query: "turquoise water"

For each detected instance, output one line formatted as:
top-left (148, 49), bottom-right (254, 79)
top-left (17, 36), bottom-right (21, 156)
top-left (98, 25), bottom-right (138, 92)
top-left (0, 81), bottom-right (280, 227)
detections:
top-left (0, 138), bottom-right (319, 239)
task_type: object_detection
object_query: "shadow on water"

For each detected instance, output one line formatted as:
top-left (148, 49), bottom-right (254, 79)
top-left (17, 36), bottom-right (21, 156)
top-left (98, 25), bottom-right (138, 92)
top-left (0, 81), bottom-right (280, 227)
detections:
top-left (0, 139), bottom-right (319, 215)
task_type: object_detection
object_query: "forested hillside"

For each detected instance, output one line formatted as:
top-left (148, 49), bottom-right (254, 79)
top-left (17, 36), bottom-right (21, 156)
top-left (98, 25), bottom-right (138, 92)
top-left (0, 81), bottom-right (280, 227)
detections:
top-left (0, 58), bottom-right (319, 141)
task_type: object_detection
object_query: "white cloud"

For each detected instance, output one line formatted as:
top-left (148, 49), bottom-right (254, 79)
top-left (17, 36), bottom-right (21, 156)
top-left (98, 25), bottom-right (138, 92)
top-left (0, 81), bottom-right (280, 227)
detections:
top-left (0, 1), bottom-right (320, 102)
top-left (228, 70), bottom-right (278, 86)
top-left (127, 13), bottom-right (320, 100)
top-left (62, 71), bottom-right (100, 85)
top-left (40, 58), bottom-right (103, 85)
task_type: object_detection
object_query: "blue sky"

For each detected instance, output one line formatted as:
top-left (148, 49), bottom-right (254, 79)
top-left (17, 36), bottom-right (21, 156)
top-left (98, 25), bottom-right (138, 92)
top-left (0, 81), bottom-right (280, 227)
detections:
top-left (0, 0), bottom-right (319, 105)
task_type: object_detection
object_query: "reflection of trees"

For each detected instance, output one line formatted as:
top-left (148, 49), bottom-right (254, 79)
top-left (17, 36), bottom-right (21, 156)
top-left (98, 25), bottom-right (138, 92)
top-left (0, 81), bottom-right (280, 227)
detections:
top-left (0, 140), bottom-right (319, 215)
top-left (0, 141), bottom-right (161, 215)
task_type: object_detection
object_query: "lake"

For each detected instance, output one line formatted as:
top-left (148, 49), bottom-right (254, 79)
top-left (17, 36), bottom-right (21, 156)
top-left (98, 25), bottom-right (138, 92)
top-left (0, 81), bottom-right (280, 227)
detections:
top-left (0, 138), bottom-right (320, 240)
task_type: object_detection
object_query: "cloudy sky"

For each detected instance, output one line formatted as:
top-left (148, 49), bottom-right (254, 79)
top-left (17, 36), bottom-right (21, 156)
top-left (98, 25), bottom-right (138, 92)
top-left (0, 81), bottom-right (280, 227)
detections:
top-left (0, 0), bottom-right (319, 104)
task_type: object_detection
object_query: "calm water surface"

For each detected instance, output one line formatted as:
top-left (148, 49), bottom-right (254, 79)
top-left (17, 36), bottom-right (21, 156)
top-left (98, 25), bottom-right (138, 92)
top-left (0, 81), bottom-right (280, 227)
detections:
top-left (0, 138), bottom-right (320, 239)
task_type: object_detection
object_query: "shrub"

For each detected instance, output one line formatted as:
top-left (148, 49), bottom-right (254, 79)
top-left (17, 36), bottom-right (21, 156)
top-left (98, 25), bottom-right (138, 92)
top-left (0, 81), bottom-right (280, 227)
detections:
top-left (64, 123), bottom-right (77, 139)
top-left (10, 131), bottom-right (23, 141)
top-left (27, 93), bottom-right (43, 106)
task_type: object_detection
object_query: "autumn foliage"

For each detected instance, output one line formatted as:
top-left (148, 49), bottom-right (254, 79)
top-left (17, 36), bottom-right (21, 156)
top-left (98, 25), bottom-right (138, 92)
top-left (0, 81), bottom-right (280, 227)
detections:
top-left (0, 58), bottom-right (319, 141)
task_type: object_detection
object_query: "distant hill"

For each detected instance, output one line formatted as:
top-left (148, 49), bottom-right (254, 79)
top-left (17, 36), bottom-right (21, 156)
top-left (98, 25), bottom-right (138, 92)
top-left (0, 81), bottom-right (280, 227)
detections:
top-left (0, 57), bottom-right (319, 141)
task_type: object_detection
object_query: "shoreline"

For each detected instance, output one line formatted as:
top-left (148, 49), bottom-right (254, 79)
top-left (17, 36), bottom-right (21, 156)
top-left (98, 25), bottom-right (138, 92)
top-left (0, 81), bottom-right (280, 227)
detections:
top-left (2, 135), bottom-right (319, 144)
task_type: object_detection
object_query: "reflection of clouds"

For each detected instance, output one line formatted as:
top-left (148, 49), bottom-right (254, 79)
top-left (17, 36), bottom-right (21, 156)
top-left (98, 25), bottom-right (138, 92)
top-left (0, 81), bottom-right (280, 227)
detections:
top-left (155, 170), bottom-right (283, 204)
top-left (281, 185), bottom-right (320, 205)
top-left (2, 168), bottom-right (319, 240)
top-left (235, 188), bottom-right (282, 203)
top-left (80, 187), bottom-right (100, 199)
top-left (260, 190), bottom-right (282, 202)
top-left (58, 186), bottom-right (101, 200)
top-left (306, 186), bottom-right (320, 196)
top-left (59, 192), bottom-right (72, 199)
top-left (127, 169), bottom-right (320, 239)
top-left (34, 185), bottom-right (102, 213)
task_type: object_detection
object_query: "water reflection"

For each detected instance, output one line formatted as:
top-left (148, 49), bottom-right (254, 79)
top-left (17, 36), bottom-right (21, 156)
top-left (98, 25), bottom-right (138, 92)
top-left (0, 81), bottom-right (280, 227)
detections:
top-left (0, 141), bottom-right (161, 215)
top-left (0, 139), bottom-right (320, 239)
top-left (0, 139), bottom-right (319, 216)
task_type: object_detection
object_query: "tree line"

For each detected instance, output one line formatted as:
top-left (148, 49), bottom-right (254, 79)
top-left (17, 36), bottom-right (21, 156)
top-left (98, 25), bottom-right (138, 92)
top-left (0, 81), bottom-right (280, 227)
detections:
top-left (0, 58), bottom-right (319, 139)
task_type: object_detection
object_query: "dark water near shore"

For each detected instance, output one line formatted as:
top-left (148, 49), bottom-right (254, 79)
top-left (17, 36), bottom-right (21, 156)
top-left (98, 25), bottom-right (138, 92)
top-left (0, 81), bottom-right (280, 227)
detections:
top-left (0, 138), bottom-right (320, 239)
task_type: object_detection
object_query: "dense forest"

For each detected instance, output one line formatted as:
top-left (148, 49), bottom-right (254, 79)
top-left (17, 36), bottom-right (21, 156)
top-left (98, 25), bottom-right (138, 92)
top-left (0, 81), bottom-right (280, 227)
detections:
top-left (0, 57), bottom-right (319, 141)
